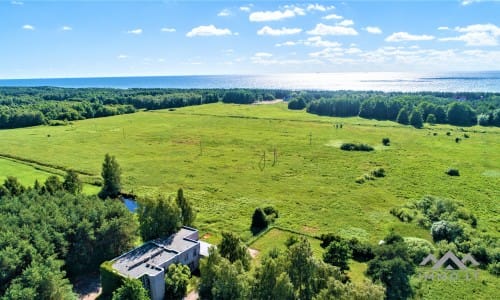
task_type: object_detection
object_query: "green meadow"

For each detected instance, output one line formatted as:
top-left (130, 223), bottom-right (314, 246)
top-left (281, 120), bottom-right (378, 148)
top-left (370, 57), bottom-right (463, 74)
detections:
top-left (0, 102), bottom-right (498, 242)
top-left (1, 102), bottom-right (498, 297)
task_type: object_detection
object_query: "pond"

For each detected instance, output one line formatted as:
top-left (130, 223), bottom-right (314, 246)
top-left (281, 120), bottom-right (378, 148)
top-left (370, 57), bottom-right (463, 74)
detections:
top-left (123, 198), bottom-right (138, 213)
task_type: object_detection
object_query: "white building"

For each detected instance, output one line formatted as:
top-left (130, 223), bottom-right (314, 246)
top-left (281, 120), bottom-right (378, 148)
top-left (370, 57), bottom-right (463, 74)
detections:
top-left (111, 226), bottom-right (201, 300)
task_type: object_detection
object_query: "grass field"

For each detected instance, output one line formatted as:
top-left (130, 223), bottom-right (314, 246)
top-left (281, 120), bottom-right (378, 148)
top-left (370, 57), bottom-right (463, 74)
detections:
top-left (0, 103), bottom-right (498, 242)
top-left (1, 102), bottom-right (498, 298)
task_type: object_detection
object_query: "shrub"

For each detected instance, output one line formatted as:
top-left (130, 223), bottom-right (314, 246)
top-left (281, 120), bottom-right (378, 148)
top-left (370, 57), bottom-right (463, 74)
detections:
top-left (390, 207), bottom-right (415, 223)
top-left (446, 168), bottom-right (460, 176)
top-left (251, 208), bottom-right (269, 234)
top-left (489, 262), bottom-right (500, 275)
top-left (263, 205), bottom-right (279, 220)
top-left (100, 260), bottom-right (125, 298)
top-left (371, 168), bottom-right (386, 178)
top-left (431, 220), bottom-right (464, 242)
top-left (455, 137), bottom-right (461, 143)
top-left (382, 138), bottom-right (390, 146)
top-left (464, 133), bottom-right (470, 138)
top-left (404, 237), bottom-right (435, 264)
top-left (340, 143), bottom-right (374, 151)
top-left (288, 99), bottom-right (306, 110)
top-left (446, 131), bottom-right (451, 136)
top-left (348, 238), bottom-right (375, 262)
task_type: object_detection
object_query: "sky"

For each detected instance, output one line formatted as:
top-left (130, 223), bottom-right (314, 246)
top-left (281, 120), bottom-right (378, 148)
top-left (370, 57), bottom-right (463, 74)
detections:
top-left (1, 0), bottom-right (500, 78)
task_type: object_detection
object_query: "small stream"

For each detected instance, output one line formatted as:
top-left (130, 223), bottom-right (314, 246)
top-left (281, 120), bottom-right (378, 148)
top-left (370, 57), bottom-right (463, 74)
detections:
top-left (122, 197), bottom-right (138, 213)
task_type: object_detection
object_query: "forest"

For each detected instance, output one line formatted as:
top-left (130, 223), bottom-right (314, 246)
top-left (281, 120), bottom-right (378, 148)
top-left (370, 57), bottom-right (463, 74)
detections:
top-left (1, 87), bottom-right (500, 130)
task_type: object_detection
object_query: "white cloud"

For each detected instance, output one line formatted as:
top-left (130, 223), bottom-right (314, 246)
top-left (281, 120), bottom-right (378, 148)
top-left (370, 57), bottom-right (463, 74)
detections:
top-left (117, 54), bottom-right (128, 59)
top-left (276, 36), bottom-right (342, 48)
top-left (307, 23), bottom-right (358, 36)
top-left (127, 28), bottom-right (143, 35)
top-left (385, 32), bottom-right (435, 42)
top-left (249, 7), bottom-right (305, 22)
top-left (461, 0), bottom-right (481, 5)
top-left (439, 23), bottom-right (500, 46)
top-left (307, 4), bottom-right (335, 11)
top-left (11, 1), bottom-right (23, 5)
top-left (186, 25), bottom-right (232, 37)
top-left (257, 26), bottom-right (302, 36)
top-left (438, 26), bottom-right (450, 31)
top-left (365, 26), bottom-right (382, 34)
top-left (161, 27), bottom-right (176, 32)
top-left (276, 41), bottom-right (298, 47)
top-left (322, 14), bottom-right (343, 20)
top-left (254, 52), bottom-right (273, 58)
top-left (22, 24), bottom-right (34, 30)
top-left (338, 19), bottom-right (354, 27)
top-left (218, 9), bottom-right (231, 17)
top-left (309, 47), bottom-right (344, 58)
top-left (240, 6), bottom-right (251, 12)
top-left (61, 26), bottom-right (72, 31)
top-left (304, 36), bottom-right (342, 47)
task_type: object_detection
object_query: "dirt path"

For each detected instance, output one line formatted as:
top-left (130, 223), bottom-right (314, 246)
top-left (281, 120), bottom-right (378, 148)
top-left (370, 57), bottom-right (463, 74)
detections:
top-left (185, 290), bottom-right (198, 300)
top-left (73, 274), bottom-right (101, 300)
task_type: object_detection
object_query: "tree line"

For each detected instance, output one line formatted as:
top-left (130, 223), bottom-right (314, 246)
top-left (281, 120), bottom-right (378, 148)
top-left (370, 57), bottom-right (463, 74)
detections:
top-left (288, 91), bottom-right (500, 128)
top-left (0, 87), bottom-right (290, 129)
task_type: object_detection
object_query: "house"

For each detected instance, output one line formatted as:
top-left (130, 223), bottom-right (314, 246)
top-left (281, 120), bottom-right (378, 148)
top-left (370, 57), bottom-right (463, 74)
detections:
top-left (110, 226), bottom-right (202, 300)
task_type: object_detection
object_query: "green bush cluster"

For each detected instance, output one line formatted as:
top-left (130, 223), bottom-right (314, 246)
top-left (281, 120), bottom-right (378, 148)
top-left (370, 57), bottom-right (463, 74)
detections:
top-left (251, 205), bottom-right (279, 235)
top-left (390, 196), bottom-right (498, 274)
top-left (340, 143), bottom-right (374, 151)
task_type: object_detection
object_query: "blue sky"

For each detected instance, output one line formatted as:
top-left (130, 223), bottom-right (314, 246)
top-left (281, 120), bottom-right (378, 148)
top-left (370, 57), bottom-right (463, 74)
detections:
top-left (1, 0), bottom-right (500, 78)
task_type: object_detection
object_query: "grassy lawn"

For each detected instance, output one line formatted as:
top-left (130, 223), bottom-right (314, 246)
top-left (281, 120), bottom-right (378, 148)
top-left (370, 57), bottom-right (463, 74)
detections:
top-left (249, 227), bottom-right (323, 260)
top-left (0, 102), bottom-right (498, 244)
top-left (0, 157), bottom-right (100, 194)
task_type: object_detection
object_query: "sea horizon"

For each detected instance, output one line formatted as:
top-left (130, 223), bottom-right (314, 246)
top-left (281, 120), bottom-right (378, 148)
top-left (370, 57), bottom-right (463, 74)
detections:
top-left (1, 71), bottom-right (500, 93)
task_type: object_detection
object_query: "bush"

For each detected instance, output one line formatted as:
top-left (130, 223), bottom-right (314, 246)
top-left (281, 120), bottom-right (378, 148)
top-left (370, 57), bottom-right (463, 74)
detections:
top-left (371, 168), bottom-right (386, 178)
top-left (446, 168), bottom-right (460, 176)
top-left (390, 207), bottom-right (415, 223)
top-left (404, 237), bottom-right (435, 264)
top-left (489, 262), bottom-right (500, 275)
top-left (288, 99), bottom-right (306, 110)
top-left (251, 208), bottom-right (269, 234)
top-left (340, 143), bottom-right (374, 151)
top-left (348, 238), bottom-right (374, 262)
top-left (431, 220), bottom-right (464, 242)
top-left (100, 260), bottom-right (125, 298)
top-left (382, 138), bottom-right (390, 146)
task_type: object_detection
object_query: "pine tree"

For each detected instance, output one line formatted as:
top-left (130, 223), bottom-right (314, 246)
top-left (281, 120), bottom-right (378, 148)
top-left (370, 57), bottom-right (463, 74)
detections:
top-left (176, 188), bottom-right (195, 226)
top-left (99, 153), bottom-right (121, 199)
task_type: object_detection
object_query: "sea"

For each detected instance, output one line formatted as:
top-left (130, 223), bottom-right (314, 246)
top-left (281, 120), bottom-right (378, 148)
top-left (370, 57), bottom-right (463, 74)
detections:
top-left (1, 71), bottom-right (499, 93)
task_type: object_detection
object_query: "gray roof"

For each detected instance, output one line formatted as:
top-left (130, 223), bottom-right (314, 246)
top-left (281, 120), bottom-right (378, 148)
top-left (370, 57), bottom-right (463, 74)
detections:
top-left (112, 227), bottom-right (199, 279)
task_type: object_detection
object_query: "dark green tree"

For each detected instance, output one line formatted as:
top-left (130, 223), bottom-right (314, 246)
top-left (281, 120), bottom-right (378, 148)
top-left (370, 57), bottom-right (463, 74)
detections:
top-left (2, 257), bottom-right (75, 300)
top-left (99, 153), bottom-right (122, 199)
top-left (366, 232), bottom-right (415, 300)
top-left (164, 263), bottom-right (191, 300)
top-left (288, 237), bottom-right (316, 300)
top-left (409, 109), bottom-right (424, 128)
top-left (43, 175), bottom-right (63, 195)
top-left (112, 278), bottom-right (149, 300)
top-left (63, 170), bottom-right (82, 194)
top-left (218, 232), bottom-right (251, 270)
top-left (447, 102), bottom-right (477, 126)
top-left (426, 113), bottom-right (437, 125)
top-left (176, 188), bottom-right (195, 226)
top-left (323, 240), bottom-right (352, 271)
top-left (2, 176), bottom-right (25, 197)
top-left (251, 207), bottom-right (268, 234)
top-left (396, 108), bottom-right (409, 125)
top-left (138, 195), bottom-right (181, 241)
top-left (252, 251), bottom-right (293, 300)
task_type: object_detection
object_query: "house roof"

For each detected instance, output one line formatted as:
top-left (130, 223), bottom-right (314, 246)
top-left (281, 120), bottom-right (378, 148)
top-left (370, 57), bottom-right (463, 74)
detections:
top-left (112, 227), bottom-right (199, 279)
